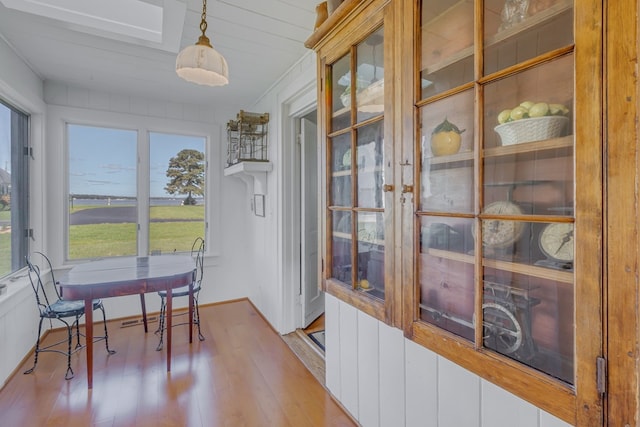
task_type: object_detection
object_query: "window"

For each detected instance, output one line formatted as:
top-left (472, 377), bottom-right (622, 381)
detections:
top-left (67, 124), bottom-right (206, 260)
top-left (0, 100), bottom-right (29, 278)
top-left (149, 132), bottom-right (205, 254)
top-left (68, 124), bottom-right (137, 259)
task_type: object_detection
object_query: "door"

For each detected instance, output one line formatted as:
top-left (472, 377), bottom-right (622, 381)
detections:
top-left (301, 115), bottom-right (324, 327)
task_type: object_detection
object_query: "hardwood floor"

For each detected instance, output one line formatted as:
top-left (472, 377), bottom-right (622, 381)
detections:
top-left (0, 300), bottom-right (356, 427)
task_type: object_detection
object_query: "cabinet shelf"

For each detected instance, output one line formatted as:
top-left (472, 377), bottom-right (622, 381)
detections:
top-left (483, 257), bottom-right (573, 284)
top-left (421, 0), bottom-right (573, 75)
top-left (425, 150), bottom-right (474, 165)
top-left (422, 136), bottom-right (572, 167)
top-left (334, 231), bottom-right (384, 246)
top-left (332, 165), bottom-right (383, 177)
top-left (484, 135), bottom-right (572, 157)
top-left (332, 80), bottom-right (384, 118)
top-left (424, 248), bottom-right (573, 284)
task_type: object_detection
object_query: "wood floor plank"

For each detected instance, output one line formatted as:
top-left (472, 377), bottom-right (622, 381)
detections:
top-left (0, 300), bottom-right (355, 427)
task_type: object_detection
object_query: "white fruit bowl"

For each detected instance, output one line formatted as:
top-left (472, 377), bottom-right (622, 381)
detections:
top-left (494, 116), bottom-right (569, 146)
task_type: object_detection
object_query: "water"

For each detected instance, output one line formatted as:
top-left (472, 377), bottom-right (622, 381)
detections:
top-left (70, 198), bottom-right (200, 207)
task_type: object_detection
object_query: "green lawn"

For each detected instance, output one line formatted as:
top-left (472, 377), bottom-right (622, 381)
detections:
top-left (0, 233), bottom-right (9, 277)
top-left (68, 205), bottom-right (205, 259)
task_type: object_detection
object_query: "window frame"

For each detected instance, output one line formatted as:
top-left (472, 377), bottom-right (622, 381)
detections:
top-left (0, 98), bottom-right (29, 278)
top-left (49, 106), bottom-right (220, 266)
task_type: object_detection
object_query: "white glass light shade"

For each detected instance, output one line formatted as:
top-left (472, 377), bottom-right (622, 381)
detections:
top-left (176, 43), bottom-right (229, 86)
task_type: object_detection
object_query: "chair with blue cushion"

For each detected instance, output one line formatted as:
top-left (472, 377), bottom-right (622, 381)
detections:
top-left (23, 252), bottom-right (115, 380)
top-left (155, 237), bottom-right (205, 350)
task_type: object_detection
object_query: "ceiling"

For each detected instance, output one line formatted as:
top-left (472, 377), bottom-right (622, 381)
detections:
top-left (0, 0), bottom-right (318, 109)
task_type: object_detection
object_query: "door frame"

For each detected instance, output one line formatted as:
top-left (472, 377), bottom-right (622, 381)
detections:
top-left (279, 81), bottom-right (319, 332)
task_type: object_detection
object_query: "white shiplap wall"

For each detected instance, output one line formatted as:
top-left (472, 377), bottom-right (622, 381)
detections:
top-left (325, 294), bottom-right (573, 427)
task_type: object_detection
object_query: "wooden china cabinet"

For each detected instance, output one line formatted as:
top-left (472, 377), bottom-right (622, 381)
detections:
top-left (305, 0), bottom-right (634, 424)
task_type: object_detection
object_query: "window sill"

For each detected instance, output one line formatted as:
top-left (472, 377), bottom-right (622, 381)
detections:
top-left (0, 269), bottom-right (32, 316)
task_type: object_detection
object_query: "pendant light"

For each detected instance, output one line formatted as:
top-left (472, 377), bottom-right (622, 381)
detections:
top-left (176, 0), bottom-right (228, 86)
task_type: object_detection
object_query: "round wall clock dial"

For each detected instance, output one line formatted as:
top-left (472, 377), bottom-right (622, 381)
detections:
top-left (481, 200), bottom-right (524, 249)
top-left (539, 223), bottom-right (574, 262)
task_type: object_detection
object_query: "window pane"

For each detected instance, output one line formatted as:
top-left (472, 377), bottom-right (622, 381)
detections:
top-left (356, 121), bottom-right (384, 209)
top-left (68, 124), bottom-right (137, 259)
top-left (419, 216), bottom-right (475, 341)
top-left (419, 90), bottom-right (474, 213)
top-left (356, 26), bottom-right (384, 123)
top-left (330, 133), bottom-right (352, 207)
top-left (0, 101), bottom-right (28, 277)
top-left (149, 132), bottom-right (206, 254)
top-left (331, 210), bottom-right (352, 286)
top-left (331, 54), bottom-right (352, 132)
top-left (481, 221), bottom-right (574, 384)
top-left (420, 0), bottom-right (474, 99)
top-left (357, 211), bottom-right (384, 299)
top-left (484, 0), bottom-right (574, 75)
top-left (483, 55), bottom-right (574, 215)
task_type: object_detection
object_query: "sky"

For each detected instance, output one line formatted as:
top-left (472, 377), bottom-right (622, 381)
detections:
top-left (0, 104), bottom-right (9, 175)
top-left (68, 124), bottom-right (205, 198)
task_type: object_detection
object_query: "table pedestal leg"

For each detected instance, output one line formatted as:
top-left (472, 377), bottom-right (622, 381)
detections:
top-left (166, 287), bottom-right (172, 372)
top-left (189, 282), bottom-right (194, 343)
top-left (84, 298), bottom-right (93, 388)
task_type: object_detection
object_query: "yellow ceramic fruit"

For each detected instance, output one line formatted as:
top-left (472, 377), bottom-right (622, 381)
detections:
top-left (431, 118), bottom-right (465, 156)
top-left (360, 279), bottom-right (370, 289)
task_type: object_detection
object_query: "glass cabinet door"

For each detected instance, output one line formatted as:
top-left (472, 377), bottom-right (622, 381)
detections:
top-left (415, 0), bottom-right (575, 385)
top-left (327, 26), bottom-right (387, 302)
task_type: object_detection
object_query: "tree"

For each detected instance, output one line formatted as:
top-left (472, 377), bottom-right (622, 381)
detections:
top-left (165, 149), bottom-right (205, 205)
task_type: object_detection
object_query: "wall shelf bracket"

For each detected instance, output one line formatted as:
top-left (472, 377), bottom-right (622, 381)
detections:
top-left (224, 161), bottom-right (273, 194)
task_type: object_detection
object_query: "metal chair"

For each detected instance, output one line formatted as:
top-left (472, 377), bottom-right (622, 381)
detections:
top-left (23, 252), bottom-right (115, 380)
top-left (155, 237), bottom-right (205, 350)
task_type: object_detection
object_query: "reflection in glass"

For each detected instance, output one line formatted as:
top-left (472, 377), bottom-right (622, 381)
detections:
top-left (356, 26), bottom-right (385, 123)
top-left (331, 54), bottom-right (352, 132)
top-left (357, 212), bottom-right (384, 299)
top-left (419, 216), bottom-right (475, 341)
top-left (483, 56), bottom-right (574, 217)
top-left (419, 90), bottom-right (474, 213)
top-left (330, 133), bottom-right (352, 207)
top-left (331, 210), bottom-right (352, 286)
top-left (484, 0), bottom-right (574, 75)
top-left (420, 0), bottom-right (474, 99)
top-left (357, 122), bottom-right (384, 209)
top-left (482, 262), bottom-right (574, 384)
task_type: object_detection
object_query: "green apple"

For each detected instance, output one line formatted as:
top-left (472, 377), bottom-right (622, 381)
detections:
top-left (510, 106), bottom-right (529, 121)
top-left (519, 101), bottom-right (535, 110)
top-left (528, 102), bottom-right (549, 118)
top-left (497, 109), bottom-right (512, 124)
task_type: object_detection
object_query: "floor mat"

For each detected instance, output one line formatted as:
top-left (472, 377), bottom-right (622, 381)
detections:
top-left (308, 330), bottom-right (325, 351)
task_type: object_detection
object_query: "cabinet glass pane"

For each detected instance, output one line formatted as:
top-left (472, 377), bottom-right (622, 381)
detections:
top-left (330, 133), bottom-right (352, 207)
top-left (356, 27), bottom-right (385, 123)
top-left (331, 54), bottom-right (352, 132)
top-left (420, 0), bottom-right (474, 99)
top-left (357, 212), bottom-right (385, 300)
top-left (419, 90), bottom-right (474, 213)
top-left (419, 216), bottom-right (475, 340)
top-left (331, 210), bottom-right (352, 286)
top-left (484, 0), bottom-right (574, 75)
top-left (357, 121), bottom-right (384, 209)
top-left (483, 56), bottom-right (573, 215)
top-left (481, 221), bottom-right (574, 384)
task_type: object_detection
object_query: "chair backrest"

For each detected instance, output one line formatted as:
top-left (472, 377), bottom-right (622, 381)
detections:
top-left (25, 252), bottom-right (61, 314)
top-left (191, 237), bottom-right (205, 287)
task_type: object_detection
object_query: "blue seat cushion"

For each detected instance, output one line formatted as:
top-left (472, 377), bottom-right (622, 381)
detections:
top-left (43, 299), bottom-right (102, 318)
